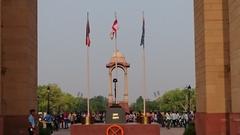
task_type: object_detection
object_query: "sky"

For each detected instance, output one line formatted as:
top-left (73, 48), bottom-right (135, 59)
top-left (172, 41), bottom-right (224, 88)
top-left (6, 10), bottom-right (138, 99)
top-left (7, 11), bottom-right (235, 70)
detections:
top-left (38, 0), bottom-right (195, 103)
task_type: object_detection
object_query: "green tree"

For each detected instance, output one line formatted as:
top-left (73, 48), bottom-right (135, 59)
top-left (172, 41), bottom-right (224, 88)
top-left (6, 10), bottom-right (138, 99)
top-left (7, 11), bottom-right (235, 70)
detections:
top-left (131, 97), bottom-right (160, 112)
top-left (146, 100), bottom-right (159, 112)
top-left (90, 96), bottom-right (107, 112)
top-left (157, 88), bottom-right (196, 112)
top-left (38, 84), bottom-right (83, 113)
top-left (130, 88), bottom-right (196, 113)
top-left (73, 97), bottom-right (87, 112)
top-left (37, 84), bottom-right (108, 113)
top-left (130, 96), bottom-right (144, 112)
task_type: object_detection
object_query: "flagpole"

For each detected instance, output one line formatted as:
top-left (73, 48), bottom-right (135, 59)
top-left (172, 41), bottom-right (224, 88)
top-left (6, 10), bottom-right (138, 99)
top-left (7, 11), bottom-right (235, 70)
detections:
top-left (114, 12), bottom-right (118, 104)
top-left (86, 12), bottom-right (90, 125)
top-left (143, 45), bottom-right (147, 123)
top-left (141, 11), bottom-right (148, 124)
top-left (86, 46), bottom-right (90, 124)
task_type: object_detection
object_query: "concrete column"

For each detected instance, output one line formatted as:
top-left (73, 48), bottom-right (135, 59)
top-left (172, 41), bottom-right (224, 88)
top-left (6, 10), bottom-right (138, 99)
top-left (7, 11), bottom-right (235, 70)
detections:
top-left (0, 0), bottom-right (2, 115)
top-left (229, 0), bottom-right (240, 134)
top-left (0, 1), bottom-right (2, 134)
top-left (194, 0), bottom-right (231, 134)
top-left (123, 70), bottom-right (128, 103)
top-left (0, 0), bottom-right (37, 134)
top-left (108, 70), bottom-right (113, 105)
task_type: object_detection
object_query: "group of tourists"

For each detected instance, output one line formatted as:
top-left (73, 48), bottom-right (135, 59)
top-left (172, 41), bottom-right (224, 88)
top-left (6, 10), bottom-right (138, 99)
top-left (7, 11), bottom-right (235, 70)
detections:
top-left (125, 111), bottom-right (195, 129)
top-left (28, 108), bottom-right (195, 135)
top-left (152, 111), bottom-right (195, 128)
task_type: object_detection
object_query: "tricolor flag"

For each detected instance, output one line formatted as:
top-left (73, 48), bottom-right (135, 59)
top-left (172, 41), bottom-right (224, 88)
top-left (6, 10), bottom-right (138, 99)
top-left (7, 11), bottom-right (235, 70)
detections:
top-left (140, 16), bottom-right (145, 48)
top-left (86, 13), bottom-right (91, 47)
top-left (110, 19), bottom-right (118, 40)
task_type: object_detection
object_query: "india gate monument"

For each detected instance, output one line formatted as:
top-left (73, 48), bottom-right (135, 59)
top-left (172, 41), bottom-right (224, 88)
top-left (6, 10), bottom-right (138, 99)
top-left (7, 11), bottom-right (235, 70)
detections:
top-left (0, 0), bottom-right (240, 135)
top-left (106, 50), bottom-right (130, 112)
top-left (0, 0), bottom-right (37, 135)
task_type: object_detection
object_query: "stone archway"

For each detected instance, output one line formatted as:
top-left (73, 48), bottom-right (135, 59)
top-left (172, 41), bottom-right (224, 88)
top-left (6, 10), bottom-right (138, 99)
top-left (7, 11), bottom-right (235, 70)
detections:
top-left (106, 50), bottom-right (130, 112)
top-left (0, 0), bottom-right (240, 135)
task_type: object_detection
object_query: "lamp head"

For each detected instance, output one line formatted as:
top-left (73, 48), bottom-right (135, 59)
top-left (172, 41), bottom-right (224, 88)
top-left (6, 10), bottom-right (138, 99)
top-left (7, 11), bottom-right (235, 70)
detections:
top-left (113, 78), bottom-right (118, 83)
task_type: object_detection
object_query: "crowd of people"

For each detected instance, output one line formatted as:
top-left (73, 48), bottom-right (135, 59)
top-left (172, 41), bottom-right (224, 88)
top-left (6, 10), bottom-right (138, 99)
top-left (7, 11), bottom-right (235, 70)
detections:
top-left (37, 111), bottom-right (106, 132)
top-left (125, 111), bottom-right (195, 129)
top-left (28, 109), bottom-right (195, 134)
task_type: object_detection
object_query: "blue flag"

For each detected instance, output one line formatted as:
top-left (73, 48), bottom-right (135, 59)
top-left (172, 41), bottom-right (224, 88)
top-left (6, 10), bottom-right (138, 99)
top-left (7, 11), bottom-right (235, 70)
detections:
top-left (140, 17), bottom-right (145, 48)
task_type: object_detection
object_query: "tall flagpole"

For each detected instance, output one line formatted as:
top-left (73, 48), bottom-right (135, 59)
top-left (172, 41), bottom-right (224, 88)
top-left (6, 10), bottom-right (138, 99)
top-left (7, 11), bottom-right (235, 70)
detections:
top-left (86, 43), bottom-right (90, 124)
top-left (86, 12), bottom-right (90, 125)
top-left (114, 12), bottom-right (118, 104)
top-left (141, 11), bottom-right (148, 124)
top-left (143, 43), bottom-right (147, 122)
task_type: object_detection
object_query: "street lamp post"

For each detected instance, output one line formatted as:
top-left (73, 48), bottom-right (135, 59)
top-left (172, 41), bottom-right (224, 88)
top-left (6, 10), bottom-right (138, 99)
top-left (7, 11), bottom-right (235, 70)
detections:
top-left (187, 85), bottom-right (191, 112)
top-left (113, 78), bottom-right (118, 104)
top-left (37, 96), bottom-right (39, 112)
top-left (47, 86), bottom-right (50, 113)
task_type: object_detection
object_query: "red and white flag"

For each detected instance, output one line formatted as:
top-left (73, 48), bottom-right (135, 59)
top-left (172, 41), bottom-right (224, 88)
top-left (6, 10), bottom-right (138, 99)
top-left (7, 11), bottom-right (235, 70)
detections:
top-left (110, 19), bottom-right (118, 40)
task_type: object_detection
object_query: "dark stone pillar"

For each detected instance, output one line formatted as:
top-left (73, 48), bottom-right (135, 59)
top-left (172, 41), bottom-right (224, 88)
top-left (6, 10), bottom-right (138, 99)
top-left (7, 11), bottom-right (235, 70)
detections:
top-left (0, 0), bottom-right (37, 134)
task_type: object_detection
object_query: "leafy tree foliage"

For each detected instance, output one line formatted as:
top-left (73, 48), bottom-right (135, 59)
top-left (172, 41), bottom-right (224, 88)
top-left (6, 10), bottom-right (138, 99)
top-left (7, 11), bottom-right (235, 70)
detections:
top-left (131, 88), bottom-right (196, 112)
top-left (38, 84), bottom-right (195, 113)
top-left (90, 96), bottom-right (107, 112)
top-left (157, 88), bottom-right (196, 112)
top-left (130, 96), bottom-right (159, 112)
top-left (37, 84), bottom-right (107, 113)
top-left (130, 96), bottom-right (143, 112)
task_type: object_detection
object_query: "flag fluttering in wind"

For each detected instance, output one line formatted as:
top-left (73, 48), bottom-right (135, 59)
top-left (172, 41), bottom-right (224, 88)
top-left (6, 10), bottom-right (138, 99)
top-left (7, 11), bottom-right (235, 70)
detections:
top-left (140, 16), bottom-right (145, 48)
top-left (86, 13), bottom-right (91, 47)
top-left (154, 92), bottom-right (157, 98)
top-left (110, 19), bottom-right (118, 40)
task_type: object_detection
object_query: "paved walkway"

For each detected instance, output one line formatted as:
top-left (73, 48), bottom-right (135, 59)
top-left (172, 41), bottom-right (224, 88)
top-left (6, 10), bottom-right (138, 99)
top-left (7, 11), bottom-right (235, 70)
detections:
top-left (53, 127), bottom-right (184, 135)
top-left (53, 129), bottom-right (70, 135)
top-left (160, 128), bottom-right (184, 135)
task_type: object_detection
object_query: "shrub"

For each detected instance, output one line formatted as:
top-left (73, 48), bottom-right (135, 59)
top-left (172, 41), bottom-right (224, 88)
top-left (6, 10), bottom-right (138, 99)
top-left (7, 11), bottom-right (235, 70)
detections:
top-left (184, 122), bottom-right (196, 135)
top-left (39, 128), bottom-right (51, 135)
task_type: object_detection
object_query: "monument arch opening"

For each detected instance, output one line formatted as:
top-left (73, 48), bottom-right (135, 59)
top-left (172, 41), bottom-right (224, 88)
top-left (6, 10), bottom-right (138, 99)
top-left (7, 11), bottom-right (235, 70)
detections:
top-left (106, 50), bottom-right (130, 112)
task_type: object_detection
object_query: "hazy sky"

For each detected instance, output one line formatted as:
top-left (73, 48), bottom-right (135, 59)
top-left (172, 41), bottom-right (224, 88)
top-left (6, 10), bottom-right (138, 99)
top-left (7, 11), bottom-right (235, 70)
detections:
top-left (38, 0), bottom-right (195, 103)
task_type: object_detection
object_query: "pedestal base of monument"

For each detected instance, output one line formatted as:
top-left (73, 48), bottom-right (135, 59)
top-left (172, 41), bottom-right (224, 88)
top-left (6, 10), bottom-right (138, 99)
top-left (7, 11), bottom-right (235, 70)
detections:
top-left (108, 101), bottom-right (129, 113)
top-left (106, 104), bottom-right (126, 124)
top-left (118, 101), bottom-right (129, 113)
top-left (71, 123), bottom-right (160, 135)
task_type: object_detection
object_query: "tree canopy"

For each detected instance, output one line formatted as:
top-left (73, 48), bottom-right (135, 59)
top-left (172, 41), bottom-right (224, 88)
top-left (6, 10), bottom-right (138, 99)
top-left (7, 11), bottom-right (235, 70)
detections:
top-left (37, 84), bottom-right (107, 113)
top-left (38, 84), bottom-right (195, 113)
top-left (157, 88), bottom-right (196, 112)
top-left (130, 88), bottom-right (196, 112)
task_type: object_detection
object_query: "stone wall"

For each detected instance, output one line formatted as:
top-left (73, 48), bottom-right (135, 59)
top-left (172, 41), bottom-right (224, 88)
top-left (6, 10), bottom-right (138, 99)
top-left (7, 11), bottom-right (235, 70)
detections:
top-left (194, 0), bottom-right (231, 134)
top-left (0, 0), bottom-right (37, 134)
top-left (229, 0), bottom-right (240, 134)
top-left (229, 0), bottom-right (240, 114)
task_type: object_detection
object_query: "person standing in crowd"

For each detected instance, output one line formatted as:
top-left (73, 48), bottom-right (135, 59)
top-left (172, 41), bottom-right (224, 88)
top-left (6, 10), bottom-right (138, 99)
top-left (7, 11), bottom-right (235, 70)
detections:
top-left (44, 112), bottom-right (53, 133)
top-left (172, 112), bottom-right (177, 127)
top-left (63, 112), bottom-right (69, 129)
top-left (28, 109), bottom-right (37, 135)
top-left (165, 112), bottom-right (171, 129)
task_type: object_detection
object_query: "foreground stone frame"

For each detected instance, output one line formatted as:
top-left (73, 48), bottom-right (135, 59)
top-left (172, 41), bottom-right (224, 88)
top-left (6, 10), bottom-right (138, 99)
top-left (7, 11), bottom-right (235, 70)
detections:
top-left (0, 0), bottom-right (37, 135)
top-left (71, 124), bottom-right (160, 135)
top-left (0, 0), bottom-right (239, 135)
top-left (194, 0), bottom-right (240, 134)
